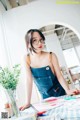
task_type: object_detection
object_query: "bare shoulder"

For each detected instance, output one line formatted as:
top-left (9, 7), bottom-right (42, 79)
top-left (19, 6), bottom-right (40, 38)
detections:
top-left (52, 52), bottom-right (57, 57)
top-left (24, 54), bottom-right (28, 62)
top-left (51, 52), bottom-right (58, 61)
top-left (24, 54), bottom-right (30, 66)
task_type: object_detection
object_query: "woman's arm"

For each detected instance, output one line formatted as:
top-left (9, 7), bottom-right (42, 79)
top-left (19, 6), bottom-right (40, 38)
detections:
top-left (51, 53), bottom-right (79, 95)
top-left (20, 55), bottom-right (33, 110)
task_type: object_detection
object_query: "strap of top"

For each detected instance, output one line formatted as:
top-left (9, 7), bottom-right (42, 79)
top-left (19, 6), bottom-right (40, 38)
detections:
top-left (49, 52), bottom-right (52, 62)
top-left (49, 52), bottom-right (56, 75)
top-left (26, 54), bottom-right (31, 66)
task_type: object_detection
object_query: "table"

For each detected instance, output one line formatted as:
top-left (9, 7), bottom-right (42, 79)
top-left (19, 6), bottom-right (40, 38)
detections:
top-left (35, 95), bottom-right (80, 120)
top-left (1, 95), bottom-right (80, 120)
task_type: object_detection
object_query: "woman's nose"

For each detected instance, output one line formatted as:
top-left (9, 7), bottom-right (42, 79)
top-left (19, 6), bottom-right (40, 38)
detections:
top-left (38, 40), bottom-right (41, 44)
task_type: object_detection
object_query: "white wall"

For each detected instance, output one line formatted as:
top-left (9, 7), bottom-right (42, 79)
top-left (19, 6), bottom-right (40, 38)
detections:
top-left (0, 0), bottom-right (80, 106)
top-left (45, 33), bottom-right (67, 67)
top-left (0, 14), bottom-right (8, 67)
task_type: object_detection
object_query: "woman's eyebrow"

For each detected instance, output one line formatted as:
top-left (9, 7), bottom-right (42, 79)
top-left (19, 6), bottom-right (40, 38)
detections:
top-left (32, 37), bottom-right (37, 39)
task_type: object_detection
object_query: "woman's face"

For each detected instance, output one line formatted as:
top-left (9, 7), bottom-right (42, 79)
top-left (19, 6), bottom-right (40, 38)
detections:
top-left (31, 32), bottom-right (45, 53)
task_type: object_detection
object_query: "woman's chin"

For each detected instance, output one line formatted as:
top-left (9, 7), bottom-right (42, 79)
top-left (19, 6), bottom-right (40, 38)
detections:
top-left (36, 48), bottom-right (43, 52)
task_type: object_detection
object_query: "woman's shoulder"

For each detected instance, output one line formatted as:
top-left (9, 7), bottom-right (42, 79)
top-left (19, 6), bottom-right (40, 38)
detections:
top-left (49, 52), bottom-right (58, 61)
top-left (24, 54), bottom-right (30, 65)
top-left (43, 51), bottom-right (57, 61)
top-left (43, 51), bottom-right (57, 57)
top-left (46, 51), bottom-right (56, 56)
top-left (24, 54), bottom-right (30, 59)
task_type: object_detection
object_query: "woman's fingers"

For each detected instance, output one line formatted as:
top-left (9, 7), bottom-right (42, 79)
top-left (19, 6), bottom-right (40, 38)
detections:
top-left (19, 104), bottom-right (30, 111)
top-left (20, 106), bottom-right (26, 111)
top-left (19, 106), bottom-right (23, 110)
top-left (73, 89), bottom-right (80, 95)
top-left (67, 89), bottom-right (80, 95)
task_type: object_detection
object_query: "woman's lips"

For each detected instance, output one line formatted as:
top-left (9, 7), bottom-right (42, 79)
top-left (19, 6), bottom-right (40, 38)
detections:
top-left (38, 46), bottom-right (42, 48)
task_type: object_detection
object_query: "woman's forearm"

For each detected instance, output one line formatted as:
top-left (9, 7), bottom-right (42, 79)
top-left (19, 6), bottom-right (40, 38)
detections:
top-left (26, 79), bottom-right (33, 105)
top-left (58, 75), bottom-right (70, 93)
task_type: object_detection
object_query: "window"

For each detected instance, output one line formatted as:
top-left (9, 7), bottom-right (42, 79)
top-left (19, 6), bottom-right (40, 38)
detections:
top-left (63, 48), bottom-right (80, 68)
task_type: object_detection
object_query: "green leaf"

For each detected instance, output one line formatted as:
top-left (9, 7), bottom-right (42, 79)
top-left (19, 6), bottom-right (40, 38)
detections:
top-left (0, 64), bottom-right (21, 90)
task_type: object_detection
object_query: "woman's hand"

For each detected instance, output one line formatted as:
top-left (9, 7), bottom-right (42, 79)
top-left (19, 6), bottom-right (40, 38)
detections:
top-left (66, 89), bottom-right (80, 96)
top-left (19, 103), bottom-right (30, 111)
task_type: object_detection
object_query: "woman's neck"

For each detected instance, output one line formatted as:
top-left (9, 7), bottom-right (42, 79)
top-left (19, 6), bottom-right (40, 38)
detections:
top-left (31, 51), bottom-right (43, 58)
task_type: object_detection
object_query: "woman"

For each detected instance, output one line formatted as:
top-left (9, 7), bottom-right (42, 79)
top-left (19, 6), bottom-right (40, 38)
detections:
top-left (20, 29), bottom-right (79, 110)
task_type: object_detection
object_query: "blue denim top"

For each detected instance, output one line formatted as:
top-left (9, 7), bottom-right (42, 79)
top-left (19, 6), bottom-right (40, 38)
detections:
top-left (30, 65), bottom-right (65, 99)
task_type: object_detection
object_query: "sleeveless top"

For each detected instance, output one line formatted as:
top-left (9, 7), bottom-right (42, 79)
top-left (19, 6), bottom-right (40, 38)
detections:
top-left (27, 52), bottom-right (66, 99)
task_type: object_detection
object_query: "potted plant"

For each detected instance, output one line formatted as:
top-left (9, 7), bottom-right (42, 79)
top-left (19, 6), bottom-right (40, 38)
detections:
top-left (0, 64), bottom-right (21, 117)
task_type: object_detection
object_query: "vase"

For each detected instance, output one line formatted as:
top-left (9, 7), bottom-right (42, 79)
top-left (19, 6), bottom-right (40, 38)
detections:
top-left (6, 89), bottom-right (19, 118)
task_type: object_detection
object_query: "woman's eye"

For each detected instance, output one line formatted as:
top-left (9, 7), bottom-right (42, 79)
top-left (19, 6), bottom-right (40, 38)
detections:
top-left (33, 40), bottom-right (36, 42)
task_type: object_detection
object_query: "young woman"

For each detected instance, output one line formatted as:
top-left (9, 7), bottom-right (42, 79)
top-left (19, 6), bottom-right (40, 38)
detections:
top-left (20, 29), bottom-right (80, 110)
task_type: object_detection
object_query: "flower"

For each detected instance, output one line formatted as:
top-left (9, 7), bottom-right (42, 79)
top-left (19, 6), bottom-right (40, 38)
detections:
top-left (0, 64), bottom-right (21, 90)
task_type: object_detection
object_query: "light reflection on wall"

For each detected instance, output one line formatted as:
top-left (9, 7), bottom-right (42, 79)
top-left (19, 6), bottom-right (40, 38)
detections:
top-left (63, 48), bottom-right (80, 68)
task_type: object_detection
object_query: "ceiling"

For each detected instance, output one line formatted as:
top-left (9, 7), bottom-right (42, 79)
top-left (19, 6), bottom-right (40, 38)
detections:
top-left (40, 25), bottom-right (80, 50)
top-left (0, 0), bottom-right (37, 10)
